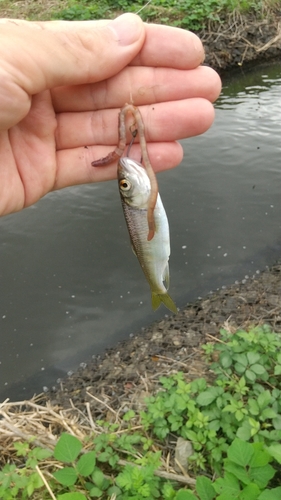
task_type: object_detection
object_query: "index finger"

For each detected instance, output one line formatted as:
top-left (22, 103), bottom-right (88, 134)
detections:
top-left (131, 23), bottom-right (205, 69)
top-left (40, 19), bottom-right (205, 70)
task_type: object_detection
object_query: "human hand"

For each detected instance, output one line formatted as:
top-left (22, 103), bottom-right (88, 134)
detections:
top-left (0, 13), bottom-right (221, 216)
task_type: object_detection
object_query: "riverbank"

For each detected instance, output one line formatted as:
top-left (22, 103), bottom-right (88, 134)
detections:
top-left (45, 263), bottom-right (281, 414)
top-left (201, 8), bottom-right (281, 72)
top-left (1, 264), bottom-right (281, 497)
top-left (0, 3), bottom-right (280, 73)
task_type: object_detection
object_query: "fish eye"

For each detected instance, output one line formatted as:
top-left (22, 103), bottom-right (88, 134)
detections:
top-left (119, 179), bottom-right (131, 191)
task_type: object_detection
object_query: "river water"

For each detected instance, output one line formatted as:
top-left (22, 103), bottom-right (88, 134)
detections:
top-left (0, 62), bottom-right (280, 401)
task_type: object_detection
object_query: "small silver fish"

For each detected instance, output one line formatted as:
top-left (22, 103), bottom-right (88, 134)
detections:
top-left (118, 157), bottom-right (177, 314)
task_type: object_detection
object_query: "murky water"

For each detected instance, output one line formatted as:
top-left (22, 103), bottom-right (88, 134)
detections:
top-left (1, 62), bottom-right (281, 401)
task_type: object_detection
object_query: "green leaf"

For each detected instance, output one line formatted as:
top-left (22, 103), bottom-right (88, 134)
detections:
top-left (274, 365), bottom-right (281, 375)
top-left (249, 443), bottom-right (271, 467)
top-left (245, 369), bottom-right (256, 382)
top-left (237, 421), bottom-right (252, 441)
top-left (76, 451), bottom-right (96, 477)
top-left (89, 486), bottom-right (103, 497)
top-left (58, 493), bottom-right (87, 500)
top-left (266, 443), bottom-right (281, 463)
top-left (196, 389), bottom-right (219, 406)
top-left (14, 441), bottom-right (30, 456)
top-left (235, 362), bottom-right (246, 374)
top-left (257, 391), bottom-right (272, 409)
top-left (220, 353), bottom-right (232, 369)
top-left (224, 460), bottom-right (250, 485)
top-left (247, 352), bottom-right (260, 365)
top-left (196, 475), bottom-right (216, 500)
top-left (175, 490), bottom-right (197, 500)
top-left (248, 399), bottom-right (259, 415)
top-left (32, 448), bottom-right (53, 460)
top-left (235, 409), bottom-right (245, 422)
top-left (261, 408), bottom-right (277, 420)
top-left (258, 487), bottom-right (281, 500)
top-left (92, 469), bottom-right (105, 489)
top-left (235, 354), bottom-right (248, 367)
top-left (249, 463), bottom-right (276, 489)
top-left (250, 364), bottom-right (265, 375)
top-left (107, 485), bottom-right (122, 497)
top-left (53, 466), bottom-right (78, 486)
top-left (27, 481), bottom-right (35, 497)
top-left (248, 418), bottom-right (260, 435)
top-left (54, 433), bottom-right (82, 462)
top-left (123, 409), bottom-right (136, 421)
top-left (238, 482), bottom-right (260, 500)
top-left (277, 353), bottom-right (281, 363)
top-left (213, 472), bottom-right (240, 496)
top-left (272, 415), bottom-right (281, 429)
top-left (227, 439), bottom-right (254, 466)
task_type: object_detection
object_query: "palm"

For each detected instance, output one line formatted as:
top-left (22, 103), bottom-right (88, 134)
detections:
top-left (0, 18), bottom-right (221, 217)
top-left (1, 90), bottom-right (57, 214)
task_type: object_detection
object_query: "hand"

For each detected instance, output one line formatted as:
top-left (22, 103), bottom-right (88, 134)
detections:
top-left (0, 14), bottom-right (221, 216)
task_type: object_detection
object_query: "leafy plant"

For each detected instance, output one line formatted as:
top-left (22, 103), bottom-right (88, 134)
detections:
top-left (1, 325), bottom-right (281, 499)
top-left (141, 325), bottom-right (281, 476)
top-left (51, 0), bottom-right (270, 31)
top-left (0, 444), bottom-right (52, 499)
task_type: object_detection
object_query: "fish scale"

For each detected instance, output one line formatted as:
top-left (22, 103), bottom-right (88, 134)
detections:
top-left (118, 157), bottom-right (177, 314)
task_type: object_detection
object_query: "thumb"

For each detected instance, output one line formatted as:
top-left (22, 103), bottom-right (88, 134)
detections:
top-left (0, 14), bottom-right (145, 129)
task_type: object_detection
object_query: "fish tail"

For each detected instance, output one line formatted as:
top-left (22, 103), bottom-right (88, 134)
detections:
top-left (151, 292), bottom-right (177, 314)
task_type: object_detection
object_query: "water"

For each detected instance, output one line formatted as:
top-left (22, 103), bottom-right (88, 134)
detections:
top-left (0, 62), bottom-right (280, 400)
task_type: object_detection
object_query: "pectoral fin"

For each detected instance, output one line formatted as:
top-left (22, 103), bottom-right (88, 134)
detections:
top-left (151, 291), bottom-right (177, 314)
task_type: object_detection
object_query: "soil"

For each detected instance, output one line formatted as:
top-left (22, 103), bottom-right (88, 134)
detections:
top-left (201, 8), bottom-right (281, 73)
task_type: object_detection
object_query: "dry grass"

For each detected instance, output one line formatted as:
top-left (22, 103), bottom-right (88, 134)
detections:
top-left (0, 0), bottom-right (68, 20)
top-left (0, 388), bottom-right (198, 490)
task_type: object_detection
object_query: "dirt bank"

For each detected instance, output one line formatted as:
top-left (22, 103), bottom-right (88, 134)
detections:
top-left (200, 8), bottom-right (281, 72)
top-left (0, 4), bottom-right (280, 73)
top-left (45, 264), bottom-right (281, 418)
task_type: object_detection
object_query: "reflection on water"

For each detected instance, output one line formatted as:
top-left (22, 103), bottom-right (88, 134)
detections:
top-left (0, 62), bottom-right (281, 400)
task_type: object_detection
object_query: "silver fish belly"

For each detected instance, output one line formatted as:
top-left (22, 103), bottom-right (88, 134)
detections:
top-left (118, 157), bottom-right (177, 314)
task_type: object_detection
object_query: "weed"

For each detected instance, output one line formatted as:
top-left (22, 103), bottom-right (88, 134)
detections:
top-left (1, 324), bottom-right (281, 498)
top-left (51, 0), bottom-right (274, 31)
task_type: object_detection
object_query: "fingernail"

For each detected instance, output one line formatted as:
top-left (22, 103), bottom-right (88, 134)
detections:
top-left (108, 13), bottom-right (143, 46)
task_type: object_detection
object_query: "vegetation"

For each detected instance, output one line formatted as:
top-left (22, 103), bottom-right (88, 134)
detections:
top-left (0, 0), bottom-right (279, 29)
top-left (1, 324), bottom-right (281, 499)
top-left (51, 0), bottom-right (280, 31)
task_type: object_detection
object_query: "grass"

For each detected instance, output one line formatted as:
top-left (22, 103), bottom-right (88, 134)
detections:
top-left (0, 0), bottom-right (68, 21)
top-left (0, 0), bottom-right (280, 30)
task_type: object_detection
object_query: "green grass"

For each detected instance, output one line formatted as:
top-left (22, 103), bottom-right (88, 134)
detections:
top-left (51, 0), bottom-right (280, 31)
top-left (0, 0), bottom-right (279, 30)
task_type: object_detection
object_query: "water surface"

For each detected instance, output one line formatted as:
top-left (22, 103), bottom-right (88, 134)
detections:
top-left (0, 62), bottom-right (280, 400)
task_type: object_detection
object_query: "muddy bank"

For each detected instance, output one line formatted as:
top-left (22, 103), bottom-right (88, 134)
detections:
top-left (199, 9), bottom-right (281, 72)
top-left (45, 264), bottom-right (281, 418)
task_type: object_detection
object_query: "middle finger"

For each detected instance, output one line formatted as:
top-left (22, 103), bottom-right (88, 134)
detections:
top-left (52, 65), bottom-right (220, 113)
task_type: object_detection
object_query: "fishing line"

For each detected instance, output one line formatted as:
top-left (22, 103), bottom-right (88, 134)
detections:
top-left (135, 0), bottom-right (153, 16)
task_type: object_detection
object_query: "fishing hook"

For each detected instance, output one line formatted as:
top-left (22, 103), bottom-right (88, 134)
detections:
top-left (91, 104), bottom-right (158, 241)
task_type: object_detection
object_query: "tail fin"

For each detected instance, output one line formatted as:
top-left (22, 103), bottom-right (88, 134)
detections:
top-left (151, 292), bottom-right (177, 314)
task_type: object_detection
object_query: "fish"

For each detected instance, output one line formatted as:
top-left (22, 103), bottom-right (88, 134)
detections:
top-left (118, 157), bottom-right (177, 314)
